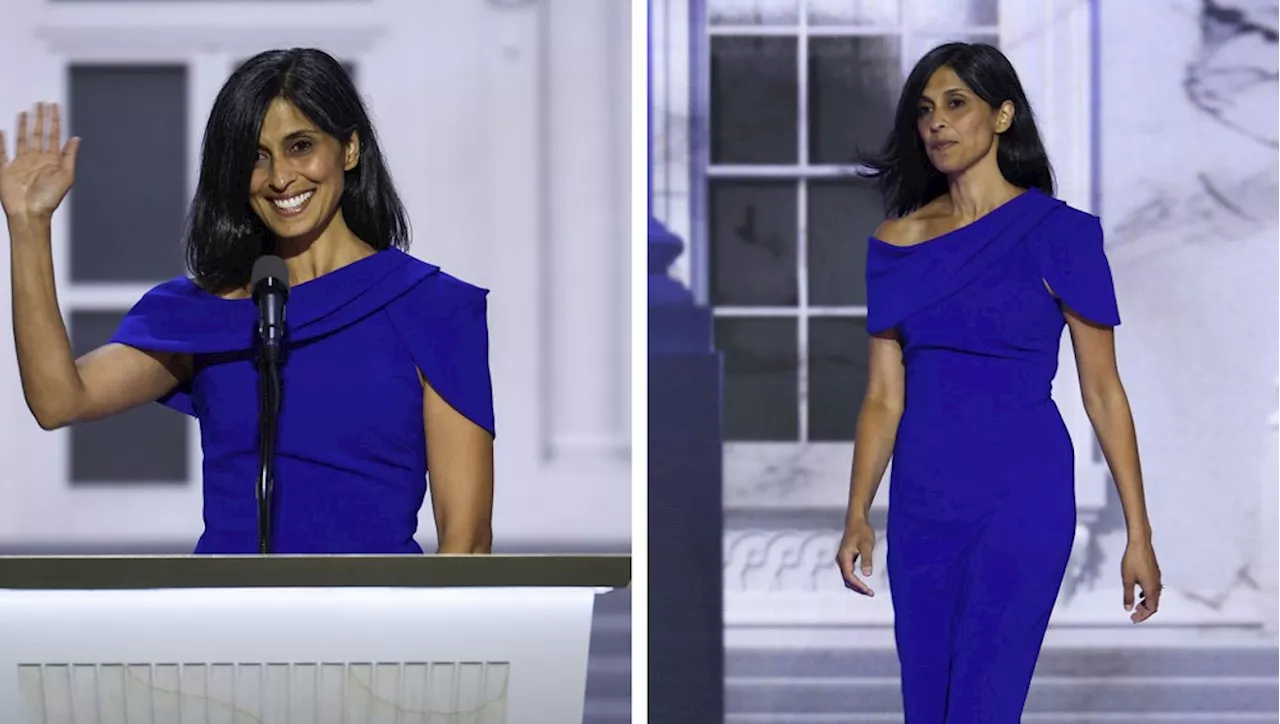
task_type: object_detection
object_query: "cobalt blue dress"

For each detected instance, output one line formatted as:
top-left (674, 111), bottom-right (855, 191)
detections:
top-left (866, 189), bottom-right (1120, 721)
top-left (109, 248), bottom-right (496, 555)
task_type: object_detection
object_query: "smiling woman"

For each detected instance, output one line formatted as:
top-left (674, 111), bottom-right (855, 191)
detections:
top-left (0, 48), bottom-right (497, 556)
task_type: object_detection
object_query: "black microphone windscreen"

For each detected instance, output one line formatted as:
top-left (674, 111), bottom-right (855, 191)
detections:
top-left (251, 255), bottom-right (290, 292)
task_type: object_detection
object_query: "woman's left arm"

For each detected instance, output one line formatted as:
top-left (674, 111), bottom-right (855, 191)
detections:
top-left (423, 376), bottom-right (495, 554)
top-left (1066, 309), bottom-right (1162, 622)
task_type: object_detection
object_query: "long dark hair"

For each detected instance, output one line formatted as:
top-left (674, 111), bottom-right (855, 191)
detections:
top-left (184, 48), bottom-right (410, 292)
top-left (860, 43), bottom-right (1055, 218)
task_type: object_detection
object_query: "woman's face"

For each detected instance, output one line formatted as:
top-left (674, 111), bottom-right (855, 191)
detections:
top-left (915, 66), bottom-right (1011, 176)
top-left (248, 98), bottom-right (358, 241)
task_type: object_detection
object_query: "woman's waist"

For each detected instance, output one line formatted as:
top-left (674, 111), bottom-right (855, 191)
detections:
top-left (896, 399), bottom-right (1070, 450)
top-left (200, 454), bottom-right (426, 508)
top-left (903, 349), bottom-right (1055, 399)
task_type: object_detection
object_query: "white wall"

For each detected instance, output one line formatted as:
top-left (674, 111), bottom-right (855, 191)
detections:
top-left (1098, 0), bottom-right (1278, 627)
top-left (0, 0), bottom-right (632, 552)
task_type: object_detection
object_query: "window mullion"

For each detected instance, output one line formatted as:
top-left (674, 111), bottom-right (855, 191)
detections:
top-left (796, 1), bottom-right (811, 445)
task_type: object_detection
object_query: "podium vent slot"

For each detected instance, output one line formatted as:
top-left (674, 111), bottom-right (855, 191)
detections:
top-left (17, 661), bottom-right (511, 723)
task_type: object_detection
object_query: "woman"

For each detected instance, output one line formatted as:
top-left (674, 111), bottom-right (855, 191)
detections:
top-left (0, 48), bottom-right (495, 555)
top-left (833, 43), bottom-right (1162, 720)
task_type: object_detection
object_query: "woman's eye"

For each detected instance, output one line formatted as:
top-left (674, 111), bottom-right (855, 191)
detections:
top-left (292, 140), bottom-right (312, 153)
top-left (917, 106), bottom-right (931, 117)
top-left (949, 98), bottom-right (964, 108)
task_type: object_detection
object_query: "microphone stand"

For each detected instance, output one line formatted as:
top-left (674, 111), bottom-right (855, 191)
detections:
top-left (256, 353), bottom-right (282, 555)
top-left (251, 257), bottom-right (289, 556)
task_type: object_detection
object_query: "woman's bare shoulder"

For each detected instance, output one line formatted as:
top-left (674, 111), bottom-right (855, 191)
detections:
top-left (873, 198), bottom-right (949, 247)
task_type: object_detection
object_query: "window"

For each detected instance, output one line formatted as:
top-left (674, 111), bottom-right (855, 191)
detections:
top-left (699, 0), bottom-right (998, 445)
top-left (65, 63), bottom-right (192, 484)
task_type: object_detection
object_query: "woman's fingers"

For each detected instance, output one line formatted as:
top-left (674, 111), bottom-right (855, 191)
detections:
top-left (61, 136), bottom-right (81, 174)
top-left (33, 103), bottom-right (45, 153)
top-left (48, 103), bottom-right (61, 153)
top-left (1130, 580), bottom-right (1161, 623)
top-left (858, 540), bottom-right (874, 576)
top-left (15, 112), bottom-right (28, 154)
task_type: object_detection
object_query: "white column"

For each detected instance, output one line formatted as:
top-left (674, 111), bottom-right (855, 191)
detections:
top-left (649, 0), bottom-right (695, 292)
top-left (544, 0), bottom-right (629, 465)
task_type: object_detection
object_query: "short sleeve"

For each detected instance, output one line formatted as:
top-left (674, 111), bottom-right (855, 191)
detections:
top-left (1033, 211), bottom-right (1121, 327)
top-left (107, 277), bottom-right (246, 418)
top-left (384, 273), bottom-right (497, 439)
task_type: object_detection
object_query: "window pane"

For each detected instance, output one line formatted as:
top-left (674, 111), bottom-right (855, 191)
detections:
top-left (69, 311), bottom-right (189, 484)
top-left (908, 34), bottom-right (1000, 67)
top-left (708, 0), bottom-right (798, 25)
top-left (808, 0), bottom-right (899, 26)
top-left (910, 0), bottom-right (997, 28)
top-left (716, 317), bottom-right (798, 441)
top-left (808, 317), bottom-right (868, 441)
top-left (711, 37), bottom-right (799, 164)
top-left (710, 180), bottom-right (798, 307)
top-left (69, 65), bottom-right (187, 283)
top-left (808, 179), bottom-right (881, 306)
top-left (809, 36), bottom-right (903, 165)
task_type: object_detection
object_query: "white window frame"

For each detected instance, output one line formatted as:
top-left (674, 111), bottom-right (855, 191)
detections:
top-left (656, 0), bottom-right (1106, 521)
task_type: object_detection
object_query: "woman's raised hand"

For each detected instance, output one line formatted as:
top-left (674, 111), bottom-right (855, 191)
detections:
top-left (0, 103), bottom-right (81, 221)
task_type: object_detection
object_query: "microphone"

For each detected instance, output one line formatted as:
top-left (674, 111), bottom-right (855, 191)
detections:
top-left (251, 255), bottom-right (290, 365)
top-left (250, 255), bottom-right (289, 555)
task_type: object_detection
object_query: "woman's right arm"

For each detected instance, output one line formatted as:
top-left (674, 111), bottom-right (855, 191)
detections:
top-left (9, 218), bottom-right (187, 430)
top-left (3, 103), bottom-right (187, 430)
top-left (844, 331), bottom-right (906, 523)
top-left (835, 217), bottom-right (910, 595)
top-left (834, 331), bottom-right (906, 595)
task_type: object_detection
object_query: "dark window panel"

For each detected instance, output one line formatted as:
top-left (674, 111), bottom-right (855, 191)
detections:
top-left (715, 317), bottom-right (798, 441)
top-left (709, 179), bottom-right (798, 307)
top-left (808, 317), bottom-right (869, 441)
top-left (710, 36), bottom-right (799, 164)
top-left (69, 64), bottom-right (188, 283)
top-left (808, 36), bottom-right (902, 165)
top-left (69, 311), bottom-right (189, 484)
top-left (807, 179), bottom-right (882, 306)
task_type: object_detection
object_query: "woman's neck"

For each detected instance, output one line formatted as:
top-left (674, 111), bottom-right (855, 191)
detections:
top-left (274, 217), bottom-right (374, 286)
top-left (945, 152), bottom-right (1022, 220)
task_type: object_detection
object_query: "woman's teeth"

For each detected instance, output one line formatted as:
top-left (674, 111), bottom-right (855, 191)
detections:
top-left (272, 191), bottom-right (314, 212)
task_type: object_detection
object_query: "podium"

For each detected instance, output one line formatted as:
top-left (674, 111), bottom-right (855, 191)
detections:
top-left (0, 554), bottom-right (630, 724)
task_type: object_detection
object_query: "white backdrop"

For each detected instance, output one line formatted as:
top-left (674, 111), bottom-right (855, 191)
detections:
top-left (1099, 0), bottom-right (1278, 625)
top-left (0, 0), bottom-right (632, 553)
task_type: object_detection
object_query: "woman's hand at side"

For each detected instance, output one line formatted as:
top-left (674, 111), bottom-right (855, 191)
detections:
top-left (836, 518), bottom-right (878, 596)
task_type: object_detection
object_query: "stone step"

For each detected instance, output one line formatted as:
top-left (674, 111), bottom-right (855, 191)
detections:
top-left (728, 646), bottom-right (1279, 678)
top-left (726, 675), bottom-right (1279, 714)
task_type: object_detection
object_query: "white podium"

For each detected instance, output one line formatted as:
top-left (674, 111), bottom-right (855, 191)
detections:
top-left (0, 554), bottom-right (630, 724)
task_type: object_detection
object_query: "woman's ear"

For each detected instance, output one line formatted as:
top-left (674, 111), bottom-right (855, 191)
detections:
top-left (995, 101), bottom-right (1015, 134)
top-left (344, 131), bottom-right (361, 171)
